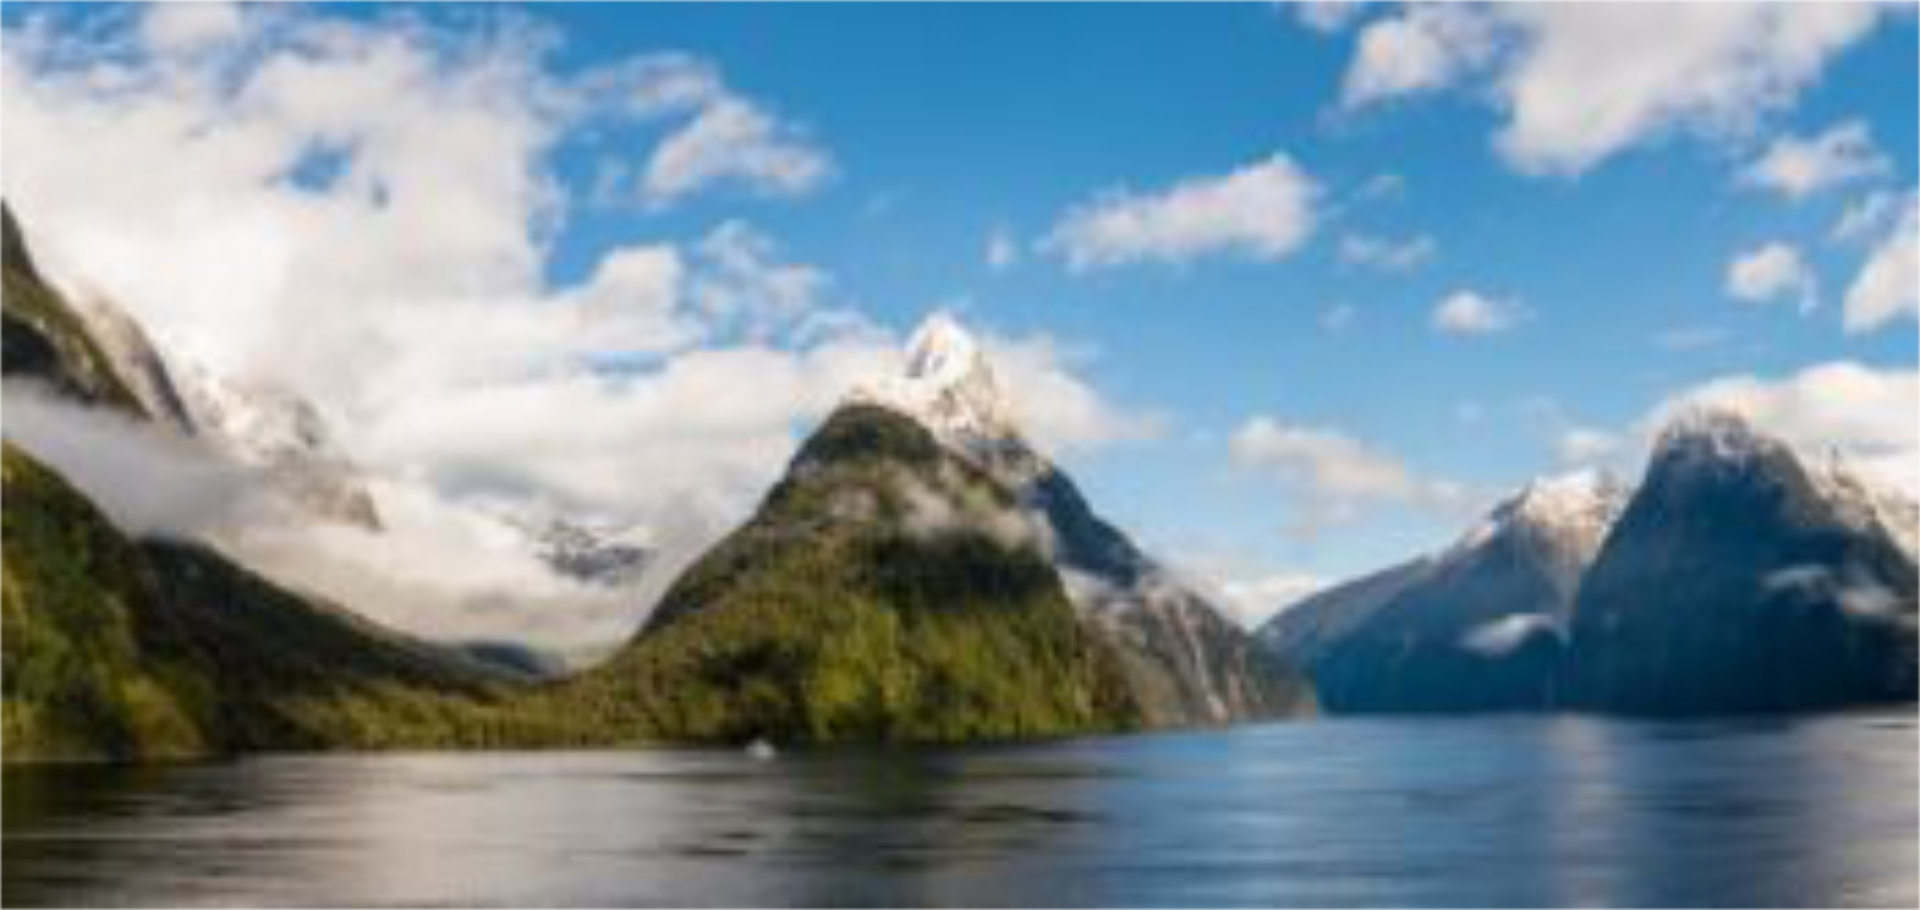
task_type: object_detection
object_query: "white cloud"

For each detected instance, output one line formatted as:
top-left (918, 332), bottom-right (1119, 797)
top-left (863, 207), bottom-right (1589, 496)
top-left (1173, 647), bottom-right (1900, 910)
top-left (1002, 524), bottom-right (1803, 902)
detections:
top-left (1459, 613), bottom-right (1559, 657)
top-left (642, 95), bottom-right (832, 207)
top-left (1725, 241), bottom-right (1818, 313)
top-left (140, 2), bottom-right (246, 56)
top-left (1341, 4), bottom-right (1884, 176)
top-left (1844, 192), bottom-right (1918, 333)
top-left (1231, 415), bottom-right (1465, 535)
top-left (1296, 2), bottom-right (1367, 36)
top-left (979, 333), bottom-right (1165, 454)
top-left (1649, 361), bottom-right (1919, 498)
top-left (0, 6), bottom-right (1141, 650)
top-left (1043, 152), bottom-right (1318, 271)
top-left (1217, 570), bottom-right (1326, 629)
top-left (1431, 289), bottom-right (1519, 335)
top-left (1740, 120), bottom-right (1889, 201)
top-left (985, 226), bottom-right (1019, 272)
top-left (1341, 4), bottom-right (1499, 109)
top-left (1556, 426), bottom-right (1623, 467)
top-left (1337, 231), bottom-right (1435, 271)
top-left (1831, 189), bottom-right (1902, 245)
top-left (578, 53), bottom-right (831, 208)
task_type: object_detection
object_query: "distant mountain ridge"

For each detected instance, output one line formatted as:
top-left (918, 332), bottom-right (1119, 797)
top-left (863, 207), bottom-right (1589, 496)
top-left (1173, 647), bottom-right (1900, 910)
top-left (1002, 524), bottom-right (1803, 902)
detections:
top-left (1261, 409), bottom-right (1918, 715)
top-left (1261, 469), bottom-right (1629, 712)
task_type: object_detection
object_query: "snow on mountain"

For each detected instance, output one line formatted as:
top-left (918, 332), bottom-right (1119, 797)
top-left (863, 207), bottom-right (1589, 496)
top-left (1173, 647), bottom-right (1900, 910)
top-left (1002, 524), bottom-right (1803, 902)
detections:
top-left (71, 295), bottom-right (196, 434)
top-left (846, 313), bottom-right (1308, 725)
top-left (170, 359), bottom-right (383, 530)
top-left (849, 312), bottom-right (1026, 468)
top-left (1659, 404), bottom-right (1916, 561)
top-left (1445, 467), bottom-right (1630, 592)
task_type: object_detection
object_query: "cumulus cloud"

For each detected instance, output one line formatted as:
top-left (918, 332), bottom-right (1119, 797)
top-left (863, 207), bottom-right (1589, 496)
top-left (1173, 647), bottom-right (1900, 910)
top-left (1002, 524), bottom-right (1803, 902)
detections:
top-left (1844, 192), bottom-right (1918, 333)
top-left (1230, 415), bottom-right (1466, 536)
top-left (1341, 4), bottom-right (1500, 109)
top-left (1043, 152), bottom-right (1319, 271)
top-left (1726, 241), bottom-right (1818, 313)
top-left (1341, 4), bottom-right (1883, 176)
top-left (641, 94), bottom-right (832, 207)
top-left (1740, 120), bottom-right (1889, 201)
top-left (1295, 2), bottom-right (1368, 36)
top-left (980, 332), bottom-right (1165, 454)
top-left (1648, 361), bottom-right (1919, 498)
top-left (0, 5), bottom-right (1143, 649)
top-left (1337, 231), bottom-right (1436, 272)
top-left (1431, 289), bottom-right (1520, 336)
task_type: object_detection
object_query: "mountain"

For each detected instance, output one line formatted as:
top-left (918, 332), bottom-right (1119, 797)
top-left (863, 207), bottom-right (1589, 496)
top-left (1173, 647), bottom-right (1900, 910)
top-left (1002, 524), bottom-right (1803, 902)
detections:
top-left (2, 204), bottom-right (146, 416)
top-left (165, 358), bottom-right (383, 529)
top-left (1260, 470), bottom-right (1629, 712)
top-left (1564, 409), bottom-right (1918, 714)
top-left (852, 314), bottom-right (1313, 725)
top-left (1, 207), bottom-right (382, 530)
top-left (554, 401), bottom-right (1143, 743)
top-left (1, 442), bottom-right (523, 761)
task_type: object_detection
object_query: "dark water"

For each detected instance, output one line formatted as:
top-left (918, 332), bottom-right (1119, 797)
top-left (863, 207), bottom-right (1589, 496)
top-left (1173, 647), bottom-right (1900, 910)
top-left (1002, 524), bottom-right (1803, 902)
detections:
top-left (5, 712), bottom-right (1916, 907)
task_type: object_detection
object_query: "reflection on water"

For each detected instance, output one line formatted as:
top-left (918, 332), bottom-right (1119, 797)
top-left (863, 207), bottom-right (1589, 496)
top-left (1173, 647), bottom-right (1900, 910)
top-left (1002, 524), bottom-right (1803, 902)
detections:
top-left (5, 712), bottom-right (1915, 907)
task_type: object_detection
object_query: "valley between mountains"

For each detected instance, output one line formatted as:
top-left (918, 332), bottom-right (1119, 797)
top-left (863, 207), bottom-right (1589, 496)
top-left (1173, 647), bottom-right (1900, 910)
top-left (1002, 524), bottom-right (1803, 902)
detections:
top-left (2, 202), bottom-right (1914, 762)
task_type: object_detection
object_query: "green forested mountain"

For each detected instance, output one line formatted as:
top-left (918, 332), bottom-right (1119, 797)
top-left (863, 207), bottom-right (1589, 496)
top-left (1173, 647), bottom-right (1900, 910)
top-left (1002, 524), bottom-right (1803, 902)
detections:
top-left (538, 404), bottom-right (1144, 744)
top-left (1, 443), bottom-right (532, 761)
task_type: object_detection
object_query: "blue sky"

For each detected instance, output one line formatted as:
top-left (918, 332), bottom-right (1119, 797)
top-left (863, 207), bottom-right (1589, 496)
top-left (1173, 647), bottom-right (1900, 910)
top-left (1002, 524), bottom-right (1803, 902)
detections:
top-left (3, 3), bottom-right (1916, 634)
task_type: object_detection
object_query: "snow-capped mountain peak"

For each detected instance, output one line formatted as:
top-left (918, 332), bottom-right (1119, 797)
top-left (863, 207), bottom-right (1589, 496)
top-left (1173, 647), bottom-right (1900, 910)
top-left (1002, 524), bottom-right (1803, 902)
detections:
top-left (1449, 468), bottom-right (1629, 562)
top-left (850, 312), bottom-right (1024, 463)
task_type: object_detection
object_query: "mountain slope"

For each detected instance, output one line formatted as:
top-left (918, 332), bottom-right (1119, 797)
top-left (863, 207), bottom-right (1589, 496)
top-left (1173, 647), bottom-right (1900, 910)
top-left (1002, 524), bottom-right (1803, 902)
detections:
top-left (2, 204), bottom-right (145, 416)
top-left (553, 404), bottom-right (1142, 743)
top-left (1260, 471), bottom-right (1628, 712)
top-left (1564, 410), bottom-right (1918, 714)
top-left (2, 441), bottom-right (518, 761)
top-left (854, 314), bottom-right (1313, 725)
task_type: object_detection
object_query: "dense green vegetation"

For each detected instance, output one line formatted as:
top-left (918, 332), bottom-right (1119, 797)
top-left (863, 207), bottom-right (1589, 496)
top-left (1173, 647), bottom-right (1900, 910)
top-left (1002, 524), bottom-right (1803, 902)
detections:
top-left (539, 405), bottom-right (1143, 744)
top-left (0, 443), bottom-right (542, 761)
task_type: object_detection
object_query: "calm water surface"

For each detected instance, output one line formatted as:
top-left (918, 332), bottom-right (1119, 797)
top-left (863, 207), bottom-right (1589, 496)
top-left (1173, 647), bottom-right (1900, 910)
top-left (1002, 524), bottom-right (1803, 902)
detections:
top-left (5, 712), bottom-right (1915, 907)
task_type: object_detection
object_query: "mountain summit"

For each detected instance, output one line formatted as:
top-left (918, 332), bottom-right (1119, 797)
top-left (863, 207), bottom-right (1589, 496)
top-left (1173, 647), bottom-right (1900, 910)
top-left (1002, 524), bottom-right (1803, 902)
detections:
top-left (566, 314), bottom-right (1309, 742)
top-left (861, 313), bottom-right (1313, 726)
top-left (849, 312), bottom-right (1023, 466)
top-left (1566, 406), bottom-right (1917, 713)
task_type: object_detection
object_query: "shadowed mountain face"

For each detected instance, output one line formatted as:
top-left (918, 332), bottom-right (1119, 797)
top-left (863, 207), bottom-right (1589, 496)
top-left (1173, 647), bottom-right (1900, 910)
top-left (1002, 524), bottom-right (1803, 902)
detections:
top-left (555, 404), bottom-right (1143, 744)
top-left (1261, 472), bottom-right (1626, 713)
top-left (1565, 412), bottom-right (1918, 714)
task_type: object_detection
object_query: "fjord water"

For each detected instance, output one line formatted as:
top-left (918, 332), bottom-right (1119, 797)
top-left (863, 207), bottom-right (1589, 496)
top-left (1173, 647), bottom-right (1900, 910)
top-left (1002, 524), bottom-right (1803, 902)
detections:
top-left (5, 713), bottom-right (1914, 908)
